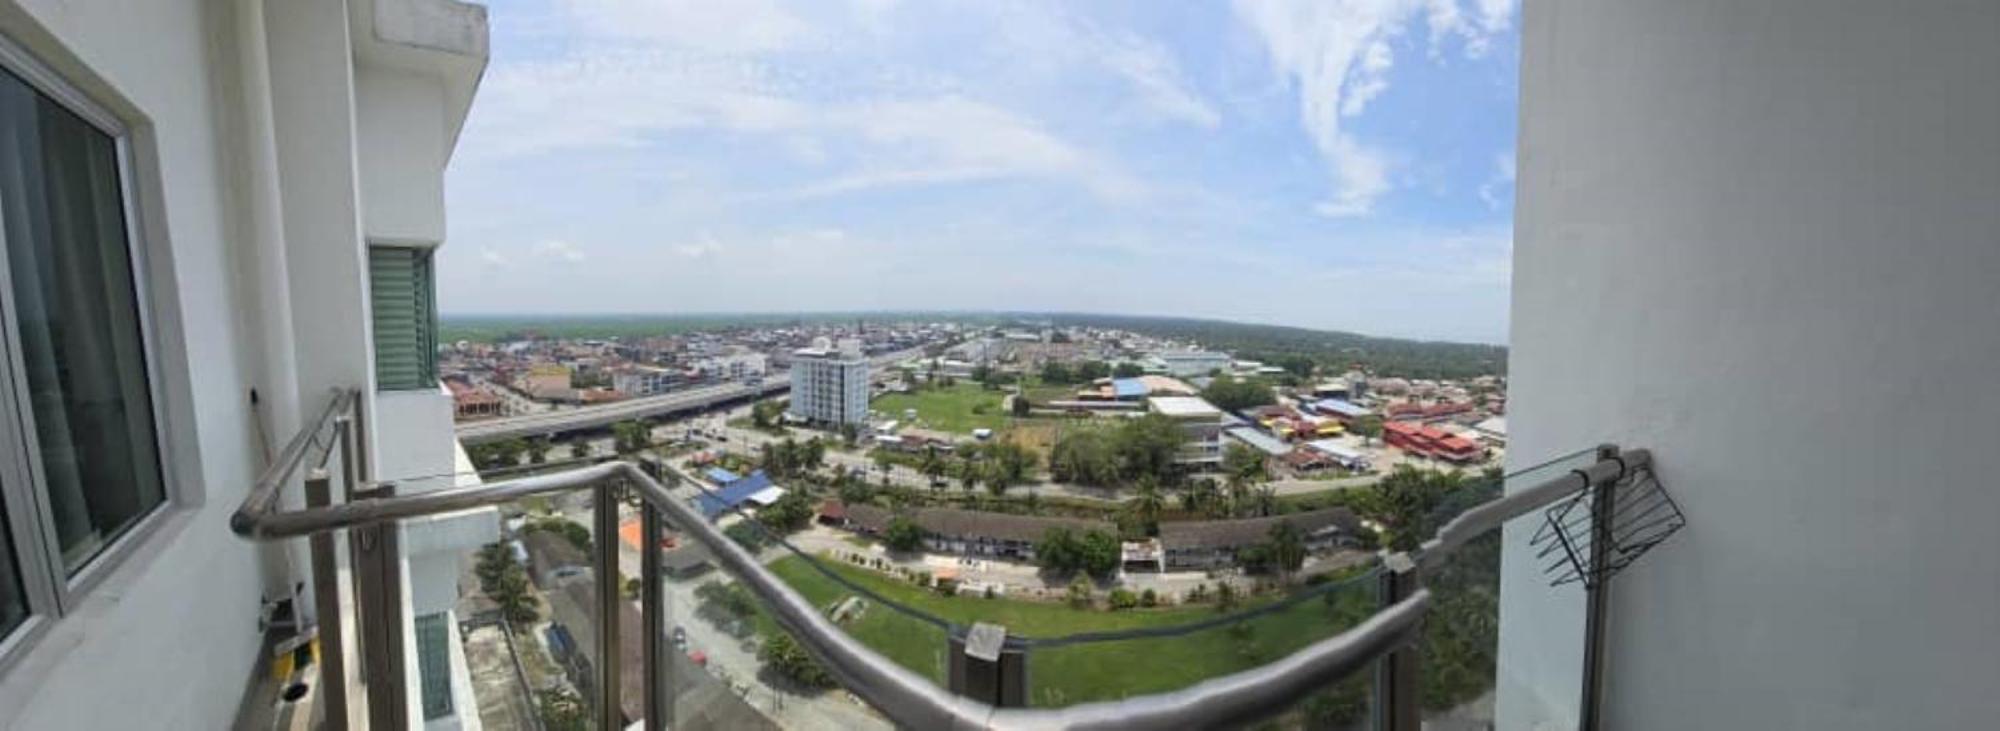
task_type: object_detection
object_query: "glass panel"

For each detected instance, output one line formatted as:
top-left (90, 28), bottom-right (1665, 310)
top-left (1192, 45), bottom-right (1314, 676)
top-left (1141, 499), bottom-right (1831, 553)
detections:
top-left (0, 495), bottom-right (25, 638)
top-left (1471, 449), bottom-right (1602, 731)
top-left (1026, 562), bottom-right (1382, 708)
top-left (0, 69), bottom-right (165, 574)
top-left (416, 612), bottom-right (454, 719)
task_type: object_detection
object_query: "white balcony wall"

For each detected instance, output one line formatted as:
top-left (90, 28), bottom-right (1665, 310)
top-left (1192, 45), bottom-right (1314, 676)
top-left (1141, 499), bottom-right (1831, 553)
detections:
top-left (1505, 1), bottom-right (2000, 729)
top-left (0, 0), bottom-right (264, 728)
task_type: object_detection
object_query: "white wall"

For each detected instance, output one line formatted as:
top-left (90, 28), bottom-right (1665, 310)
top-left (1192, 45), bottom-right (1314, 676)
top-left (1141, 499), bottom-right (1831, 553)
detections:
top-left (0, 1), bottom-right (265, 728)
top-left (356, 63), bottom-right (447, 245)
top-left (1503, 1), bottom-right (2000, 729)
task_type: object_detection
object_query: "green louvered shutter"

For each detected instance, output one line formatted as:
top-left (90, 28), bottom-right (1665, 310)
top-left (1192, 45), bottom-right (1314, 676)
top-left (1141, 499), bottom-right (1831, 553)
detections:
top-left (370, 246), bottom-right (438, 391)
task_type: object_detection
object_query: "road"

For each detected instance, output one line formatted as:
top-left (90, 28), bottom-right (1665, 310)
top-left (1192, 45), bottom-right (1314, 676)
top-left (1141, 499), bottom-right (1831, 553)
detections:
top-left (457, 349), bottom-right (924, 444)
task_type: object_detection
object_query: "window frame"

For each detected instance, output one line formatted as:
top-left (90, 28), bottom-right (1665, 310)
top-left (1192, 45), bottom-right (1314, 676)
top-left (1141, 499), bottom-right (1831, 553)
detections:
top-left (0, 28), bottom-right (185, 666)
top-left (368, 242), bottom-right (440, 392)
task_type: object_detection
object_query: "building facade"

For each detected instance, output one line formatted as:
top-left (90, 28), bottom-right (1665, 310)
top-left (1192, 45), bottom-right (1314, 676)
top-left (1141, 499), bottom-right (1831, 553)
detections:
top-left (1148, 396), bottom-right (1225, 468)
top-left (0, 1), bottom-right (493, 728)
top-left (788, 337), bottom-right (868, 426)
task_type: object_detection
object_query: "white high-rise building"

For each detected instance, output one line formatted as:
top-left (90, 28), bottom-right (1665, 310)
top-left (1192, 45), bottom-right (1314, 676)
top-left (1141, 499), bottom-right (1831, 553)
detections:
top-left (788, 337), bottom-right (869, 426)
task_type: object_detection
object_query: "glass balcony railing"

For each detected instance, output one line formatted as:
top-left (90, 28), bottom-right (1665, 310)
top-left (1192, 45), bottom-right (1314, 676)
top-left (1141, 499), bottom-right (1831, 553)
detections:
top-left (231, 388), bottom-right (1651, 730)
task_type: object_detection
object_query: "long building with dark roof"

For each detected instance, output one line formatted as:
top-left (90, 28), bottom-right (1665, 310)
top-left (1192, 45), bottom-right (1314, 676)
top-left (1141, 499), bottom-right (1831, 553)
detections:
top-left (1157, 507), bottom-right (1363, 569)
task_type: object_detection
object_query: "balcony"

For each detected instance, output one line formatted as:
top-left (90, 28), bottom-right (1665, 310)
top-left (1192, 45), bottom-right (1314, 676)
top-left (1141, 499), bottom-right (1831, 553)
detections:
top-left (231, 389), bottom-right (1663, 729)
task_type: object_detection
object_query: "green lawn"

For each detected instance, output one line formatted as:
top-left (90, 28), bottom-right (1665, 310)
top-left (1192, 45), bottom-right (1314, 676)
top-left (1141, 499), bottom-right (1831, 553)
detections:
top-left (870, 384), bottom-right (1010, 434)
top-left (764, 555), bottom-right (1378, 707)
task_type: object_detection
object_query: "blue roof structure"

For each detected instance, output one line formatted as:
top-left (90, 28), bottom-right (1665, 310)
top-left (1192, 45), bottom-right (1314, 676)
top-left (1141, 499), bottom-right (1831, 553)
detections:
top-left (1111, 378), bottom-right (1148, 399)
top-left (697, 471), bottom-right (775, 519)
top-left (705, 467), bottom-right (742, 485)
top-left (1312, 399), bottom-right (1372, 418)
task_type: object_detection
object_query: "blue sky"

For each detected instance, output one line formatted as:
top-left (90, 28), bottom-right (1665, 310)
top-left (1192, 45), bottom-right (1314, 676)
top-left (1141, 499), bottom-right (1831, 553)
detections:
top-left (439, 0), bottom-right (1521, 344)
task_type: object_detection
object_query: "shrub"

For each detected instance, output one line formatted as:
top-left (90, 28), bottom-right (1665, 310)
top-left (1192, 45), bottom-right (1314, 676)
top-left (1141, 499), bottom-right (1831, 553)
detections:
top-left (1139, 588), bottom-right (1159, 608)
top-left (1108, 588), bottom-right (1139, 610)
top-left (1066, 576), bottom-right (1094, 609)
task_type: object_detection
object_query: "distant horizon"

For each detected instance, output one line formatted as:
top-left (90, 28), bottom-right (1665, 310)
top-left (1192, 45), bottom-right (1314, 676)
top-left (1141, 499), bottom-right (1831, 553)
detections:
top-left (437, 308), bottom-right (1509, 347)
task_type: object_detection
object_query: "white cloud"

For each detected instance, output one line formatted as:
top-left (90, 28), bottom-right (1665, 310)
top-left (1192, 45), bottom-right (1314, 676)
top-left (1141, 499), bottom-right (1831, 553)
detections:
top-left (673, 234), bottom-right (723, 260)
top-left (558, 0), bottom-right (814, 54)
top-left (1097, 33), bottom-right (1222, 128)
top-left (535, 239), bottom-right (587, 263)
top-left (478, 248), bottom-right (511, 268)
top-left (1234, 0), bottom-right (1516, 217)
top-left (1477, 150), bottom-right (1515, 210)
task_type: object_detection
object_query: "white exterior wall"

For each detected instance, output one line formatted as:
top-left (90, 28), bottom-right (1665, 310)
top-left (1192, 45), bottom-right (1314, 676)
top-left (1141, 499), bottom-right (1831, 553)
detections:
top-left (1503, 2), bottom-right (2000, 730)
top-left (0, 2), bottom-right (266, 728)
top-left (0, 1), bottom-right (486, 728)
top-left (790, 353), bottom-right (869, 426)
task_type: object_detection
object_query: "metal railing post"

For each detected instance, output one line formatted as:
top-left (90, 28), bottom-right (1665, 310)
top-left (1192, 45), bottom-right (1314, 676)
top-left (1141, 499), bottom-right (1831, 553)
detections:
top-left (594, 480), bottom-right (624, 730)
top-left (1579, 444), bottom-right (1620, 730)
top-left (949, 623), bottom-right (1026, 707)
top-left (304, 466), bottom-right (347, 731)
top-left (641, 502), bottom-right (667, 730)
top-left (1374, 553), bottom-right (1420, 731)
top-left (353, 482), bottom-right (407, 730)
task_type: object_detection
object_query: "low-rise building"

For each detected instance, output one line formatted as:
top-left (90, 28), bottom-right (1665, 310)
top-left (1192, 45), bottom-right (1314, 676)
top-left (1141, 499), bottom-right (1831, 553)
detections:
top-left (1158, 508), bottom-right (1363, 569)
top-left (1148, 396), bottom-right (1225, 468)
top-left (1383, 421), bottom-right (1486, 464)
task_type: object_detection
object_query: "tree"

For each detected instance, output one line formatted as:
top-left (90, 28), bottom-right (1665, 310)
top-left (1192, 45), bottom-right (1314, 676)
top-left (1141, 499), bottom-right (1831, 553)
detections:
top-left (568, 440), bottom-right (592, 460)
top-left (1131, 478), bottom-right (1165, 536)
top-left (1201, 377), bottom-right (1275, 412)
top-left (919, 446), bottom-right (947, 490)
top-left (1049, 429), bottom-right (1119, 486)
top-left (526, 436), bottom-right (552, 464)
top-left (839, 422), bottom-right (860, 447)
top-left (1222, 442), bottom-right (1267, 485)
top-left (760, 630), bottom-right (835, 688)
top-left (1352, 414), bottom-right (1385, 445)
top-left (971, 363), bottom-right (993, 384)
top-left (803, 437), bottom-right (827, 471)
top-left (1039, 361), bottom-right (1073, 385)
top-left (536, 688), bottom-right (589, 731)
top-left (750, 400), bottom-right (782, 429)
top-left (1265, 519), bottom-right (1307, 582)
top-left (1112, 414), bottom-right (1186, 485)
top-left (1074, 360), bottom-right (1110, 381)
top-left (871, 449), bottom-right (896, 485)
top-left (1077, 530), bottom-right (1121, 577)
top-left (1215, 581), bottom-right (1238, 612)
top-left (1368, 466), bottom-right (1467, 551)
top-left (492, 438), bottom-right (528, 467)
top-left (1112, 362), bottom-right (1145, 378)
top-left (1036, 527), bottom-right (1080, 573)
top-left (725, 521), bottom-right (770, 552)
top-left (759, 489), bottom-right (817, 533)
top-left (1010, 393), bottom-right (1031, 417)
top-left (612, 420), bottom-right (648, 455)
top-left (883, 515), bottom-right (924, 552)
top-left (958, 452), bottom-right (981, 492)
top-left (492, 569), bottom-right (539, 625)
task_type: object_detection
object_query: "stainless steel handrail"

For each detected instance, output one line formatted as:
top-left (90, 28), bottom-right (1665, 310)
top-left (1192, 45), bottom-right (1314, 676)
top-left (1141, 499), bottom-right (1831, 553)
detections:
top-left (1416, 448), bottom-right (1651, 572)
top-left (231, 445), bottom-right (1642, 730)
top-left (230, 387), bottom-right (355, 537)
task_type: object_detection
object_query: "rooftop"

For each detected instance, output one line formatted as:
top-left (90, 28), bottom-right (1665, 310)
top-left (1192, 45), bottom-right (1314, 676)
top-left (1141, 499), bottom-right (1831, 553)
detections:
top-left (1148, 396), bottom-right (1221, 418)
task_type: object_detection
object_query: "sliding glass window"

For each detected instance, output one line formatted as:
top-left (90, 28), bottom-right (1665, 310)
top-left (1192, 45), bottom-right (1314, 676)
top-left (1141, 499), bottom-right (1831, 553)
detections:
top-left (0, 61), bottom-right (165, 587)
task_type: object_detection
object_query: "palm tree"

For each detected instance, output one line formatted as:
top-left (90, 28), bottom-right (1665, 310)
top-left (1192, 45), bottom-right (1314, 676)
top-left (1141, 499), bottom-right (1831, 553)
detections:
top-left (1254, 485), bottom-right (1278, 517)
top-left (1133, 478), bottom-right (1165, 536)
top-left (958, 453), bottom-right (980, 492)
top-left (527, 436), bottom-right (552, 464)
top-left (569, 440), bottom-right (591, 460)
top-left (919, 446), bottom-right (946, 491)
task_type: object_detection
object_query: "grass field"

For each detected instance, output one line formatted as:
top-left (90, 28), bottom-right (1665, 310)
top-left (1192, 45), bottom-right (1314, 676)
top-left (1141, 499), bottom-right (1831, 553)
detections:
top-left (764, 554), bottom-right (1378, 707)
top-left (870, 383), bottom-right (1010, 434)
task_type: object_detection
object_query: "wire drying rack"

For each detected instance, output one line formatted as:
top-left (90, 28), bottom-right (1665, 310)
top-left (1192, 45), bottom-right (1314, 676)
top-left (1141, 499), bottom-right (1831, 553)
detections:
top-left (1531, 461), bottom-right (1686, 589)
